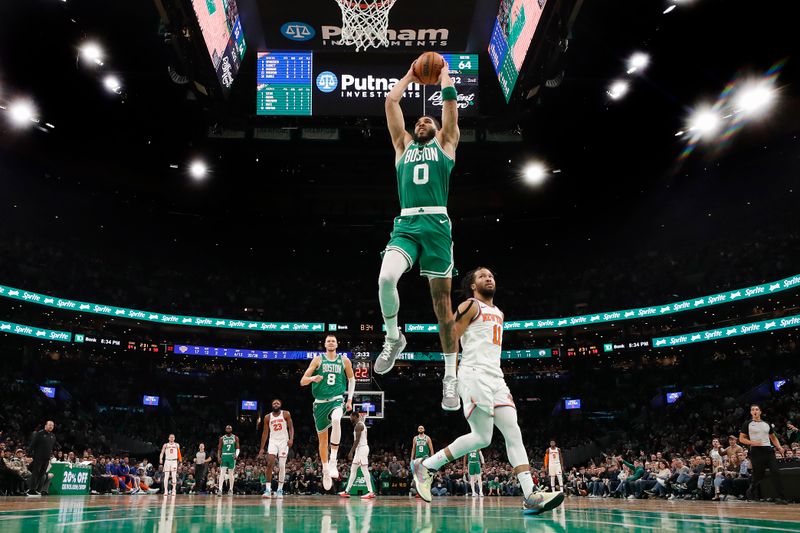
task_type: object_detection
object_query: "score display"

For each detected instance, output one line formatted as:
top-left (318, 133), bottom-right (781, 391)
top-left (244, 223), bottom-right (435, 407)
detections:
top-left (257, 52), bottom-right (478, 117)
top-left (488, 0), bottom-right (548, 101)
top-left (353, 352), bottom-right (372, 384)
top-left (256, 52), bottom-right (313, 116)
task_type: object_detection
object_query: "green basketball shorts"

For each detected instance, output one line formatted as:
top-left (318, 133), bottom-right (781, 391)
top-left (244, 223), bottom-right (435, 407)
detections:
top-left (313, 397), bottom-right (344, 433)
top-left (220, 456), bottom-right (236, 469)
top-left (384, 213), bottom-right (454, 279)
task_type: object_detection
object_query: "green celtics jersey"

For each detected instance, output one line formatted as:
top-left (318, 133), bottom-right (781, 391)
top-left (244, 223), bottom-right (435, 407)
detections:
top-left (414, 435), bottom-right (431, 458)
top-left (395, 138), bottom-right (455, 209)
top-left (221, 434), bottom-right (236, 457)
top-left (312, 353), bottom-right (346, 400)
top-left (468, 451), bottom-right (481, 474)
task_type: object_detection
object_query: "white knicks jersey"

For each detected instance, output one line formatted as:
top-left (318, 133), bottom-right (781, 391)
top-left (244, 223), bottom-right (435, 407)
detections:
top-left (164, 443), bottom-right (179, 461)
top-left (460, 299), bottom-right (504, 379)
top-left (548, 448), bottom-right (562, 466)
top-left (353, 423), bottom-right (368, 448)
top-left (268, 411), bottom-right (289, 443)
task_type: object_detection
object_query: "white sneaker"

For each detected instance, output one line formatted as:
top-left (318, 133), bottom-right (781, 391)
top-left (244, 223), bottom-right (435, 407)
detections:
top-left (441, 376), bottom-right (461, 411)
top-left (627, 495), bottom-right (636, 500)
top-left (374, 333), bottom-right (407, 375)
top-left (329, 461), bottom-right (339, 479)
top-left (523, 490), bottom-right (565, 515)
top-left (322, 464), bottom-right (332, 491)
top-left (262, 487), bottom-right (272, 499)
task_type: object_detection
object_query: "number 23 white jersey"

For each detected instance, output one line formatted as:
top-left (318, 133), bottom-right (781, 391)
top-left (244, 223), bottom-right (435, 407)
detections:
top-left (269, 411), bottom-right (289, 444)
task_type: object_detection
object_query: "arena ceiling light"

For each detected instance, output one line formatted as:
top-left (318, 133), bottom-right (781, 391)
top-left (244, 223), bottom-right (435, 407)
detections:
top-left (522, 162), bottom-right (548, 186)
top-left (7, 99), bottom-right (37, 128)
top-left (189, 160), bottom-right (209, 180)
top-left (79, 41), bottom-right (104, 66)
top-left (687, 107), bottom-right (721, 139)
top-left (102, 75), bottom-right (122, 94)
top-left (626, 52), bottom-right (650, 74)
top-left (733, 80), bottom-right (776, 118)
top-left (607, 80), bottom-right (629, 100)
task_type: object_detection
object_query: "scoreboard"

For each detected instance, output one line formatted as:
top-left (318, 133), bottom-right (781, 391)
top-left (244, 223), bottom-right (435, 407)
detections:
top-left (257, 52), bottom-right (478, 117)
top-left (352, 352), bottom-right (372, 384)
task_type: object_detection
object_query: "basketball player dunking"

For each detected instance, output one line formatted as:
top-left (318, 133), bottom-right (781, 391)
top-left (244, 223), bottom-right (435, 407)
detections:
top-left (374, 57), bottom-right (462, 412)
top-left (159, 434), bottom-right (181, 496)
top-left (411, 267), bottom-right (564, 515)
top-left (259, 398), bottom-right (294, 498)
top-left (300, 334), bottom-right (355, 491)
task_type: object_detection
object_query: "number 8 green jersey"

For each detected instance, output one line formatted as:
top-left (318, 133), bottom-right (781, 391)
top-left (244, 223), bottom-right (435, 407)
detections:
top-left (395, 138), bottom-right (455, 209)
top-left (312, 353), bottom-right (346, 401)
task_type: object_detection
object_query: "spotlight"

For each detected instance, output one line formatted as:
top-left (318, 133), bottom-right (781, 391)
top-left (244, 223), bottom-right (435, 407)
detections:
top-left (607, 80), bottom-right (629, 100)
top-left (189, 160), bottom-right (208, 180)
top-left (103, 75), bottom-right (122, 94)
top-left (627, 52), bottom-right (650, 74)
top-left (733, 81), bottom-right (775, 117)
top-left (80, 41), bottom-right (104, 66)
top-left (7, 99), bottom-right (37, 127)
top-left (688, 107), bottom-right (721, 138)
top-left (523, 162), bottom-right (547, 186)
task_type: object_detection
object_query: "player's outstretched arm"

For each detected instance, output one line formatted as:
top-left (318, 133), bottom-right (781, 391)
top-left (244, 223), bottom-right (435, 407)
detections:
top-left (300, 356), bottom-right (322, 386)
top-left (386, 64), bottom-right (417, 159)
top-left (452, 299), bottom-right (479, 340)
top-left (437, 61), bottom-right (459, 158)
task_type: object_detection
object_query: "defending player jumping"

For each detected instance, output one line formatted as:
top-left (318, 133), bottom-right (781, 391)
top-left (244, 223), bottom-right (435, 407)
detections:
top-left (217, 425), bottom-right (239, 496)
top-left (411, 267), bottom-right (564, 515)
top-left (300, 334), bottom-right (356, 491)
top-left (259, 398), bottom-right (294, 498)
top-left (375, 56), bottom-right (463, 411)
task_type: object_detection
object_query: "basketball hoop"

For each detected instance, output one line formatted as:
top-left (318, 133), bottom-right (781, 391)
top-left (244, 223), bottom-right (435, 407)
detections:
top-left (334, 0), bottom-right (398, 52)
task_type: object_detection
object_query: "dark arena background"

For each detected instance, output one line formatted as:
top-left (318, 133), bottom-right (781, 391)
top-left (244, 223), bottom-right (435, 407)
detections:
top-left (1, 0), bottom-right (799, 531)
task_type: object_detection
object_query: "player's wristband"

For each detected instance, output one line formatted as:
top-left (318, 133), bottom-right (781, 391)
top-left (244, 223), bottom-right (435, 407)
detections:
top-left (442, 86), bottom-right (458, 101)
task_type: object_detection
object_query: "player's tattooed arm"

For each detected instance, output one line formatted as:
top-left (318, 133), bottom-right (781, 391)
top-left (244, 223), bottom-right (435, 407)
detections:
top-left (453, 299), bottom-right (479, 340)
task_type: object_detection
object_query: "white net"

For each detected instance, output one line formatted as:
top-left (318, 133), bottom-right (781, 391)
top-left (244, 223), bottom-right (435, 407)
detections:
top-left (334, 0), bottom-right (398, 52)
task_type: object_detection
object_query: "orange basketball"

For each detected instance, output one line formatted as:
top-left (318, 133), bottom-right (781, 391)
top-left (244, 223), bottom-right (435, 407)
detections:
top-left (413, 52), bottom-right (445, 85)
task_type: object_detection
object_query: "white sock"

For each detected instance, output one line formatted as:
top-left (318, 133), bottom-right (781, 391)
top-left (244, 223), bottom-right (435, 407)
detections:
top-left (444, 353), bottom-right (458, 378)
top-left (518, 471), bottom-right (534, 498)
top-left (379, 250), bottom-right (407, 341)
top-left (330, 447), bottom-right (338, 462)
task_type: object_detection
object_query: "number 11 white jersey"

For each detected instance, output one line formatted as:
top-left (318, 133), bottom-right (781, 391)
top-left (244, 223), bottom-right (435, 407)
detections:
top-left (460, 298), bottom-right (504, 379)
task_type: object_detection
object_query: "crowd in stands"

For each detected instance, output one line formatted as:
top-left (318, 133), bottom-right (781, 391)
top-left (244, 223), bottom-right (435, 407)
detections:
top-left (1, 340), bottom-right (798, 501)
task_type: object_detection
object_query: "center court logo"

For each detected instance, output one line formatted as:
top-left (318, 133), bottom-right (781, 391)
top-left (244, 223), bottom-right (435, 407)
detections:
top-left (280, 22), bottom-right (315, 41)
top-left (316, 71), bottom-right (338, 92)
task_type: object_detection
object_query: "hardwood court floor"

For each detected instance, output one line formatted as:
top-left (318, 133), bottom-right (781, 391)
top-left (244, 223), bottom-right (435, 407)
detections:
top-left (0, 494), bottom-right (798, 532)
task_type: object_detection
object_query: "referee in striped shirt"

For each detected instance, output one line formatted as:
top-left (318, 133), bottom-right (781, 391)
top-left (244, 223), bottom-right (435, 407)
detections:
top-left (739, 404), bottom-right (787, 504)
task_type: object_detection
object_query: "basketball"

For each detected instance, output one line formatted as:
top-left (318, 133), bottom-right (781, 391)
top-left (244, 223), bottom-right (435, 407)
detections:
top-left (413, 52), bottom-right (445, 85)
